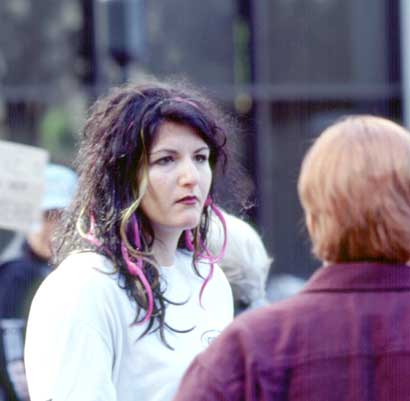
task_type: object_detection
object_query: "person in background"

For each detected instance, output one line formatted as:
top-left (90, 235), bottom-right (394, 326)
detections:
top-left (0, 163), bottom-right (77, 401)
top-left (208, 209), bottom-right (304, 311)
top-left (173, 115), bottom-right (410, 401)
top-left (24, 81), bottom-right (243, 401)
top-left (265, 273), bottom-right (305, 303)
top-left (207, 209), bottom-right (271, 313)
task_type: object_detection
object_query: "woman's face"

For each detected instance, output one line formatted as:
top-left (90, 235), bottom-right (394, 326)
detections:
top-left (140, 121), bottom-right (212, 238)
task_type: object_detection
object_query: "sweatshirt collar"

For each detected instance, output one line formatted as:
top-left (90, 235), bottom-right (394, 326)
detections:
top-left (302, 262), bottom-right (410, 293)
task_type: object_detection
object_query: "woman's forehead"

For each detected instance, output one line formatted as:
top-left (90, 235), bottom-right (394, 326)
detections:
top-left (150, 121), bottom-right (208, 151)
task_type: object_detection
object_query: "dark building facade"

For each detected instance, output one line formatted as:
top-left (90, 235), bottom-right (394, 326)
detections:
top-left (0, 0), bottom-right (404, 280)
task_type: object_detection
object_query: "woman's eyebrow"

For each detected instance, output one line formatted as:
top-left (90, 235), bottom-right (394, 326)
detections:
top-left (150, 146), bottom-right (210, 155)
top-left (149, 148), bottom-right (178, 156)
top-left (194, 146), bottom-right (210, 153)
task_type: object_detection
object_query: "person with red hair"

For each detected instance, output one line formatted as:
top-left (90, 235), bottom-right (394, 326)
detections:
top-left (173, 115), bottom-right (410, 401)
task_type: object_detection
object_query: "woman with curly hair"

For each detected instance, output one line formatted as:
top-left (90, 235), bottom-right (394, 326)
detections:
top-left (24, 80), bottom-right (238, 401)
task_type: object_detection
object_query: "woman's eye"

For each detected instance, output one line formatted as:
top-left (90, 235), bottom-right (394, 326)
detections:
top-left (194, 154), bottom-right (209, 163)
top-left (155, 156), bottom-right (174, 165)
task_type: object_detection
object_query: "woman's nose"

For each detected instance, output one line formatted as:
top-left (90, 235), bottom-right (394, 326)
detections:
top-left (178, 159), bottom-right (199, 186)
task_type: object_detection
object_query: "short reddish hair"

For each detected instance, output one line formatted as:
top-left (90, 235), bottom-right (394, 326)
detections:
top-left (298, 115), bottom-right (410, 264)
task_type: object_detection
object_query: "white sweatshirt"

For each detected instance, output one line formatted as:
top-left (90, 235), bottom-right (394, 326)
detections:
top-left (25, 250), bottom-right (233, 401)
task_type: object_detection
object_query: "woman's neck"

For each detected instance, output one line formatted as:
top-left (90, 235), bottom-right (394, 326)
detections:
top-left (151, 229), bottom-right (182, 267)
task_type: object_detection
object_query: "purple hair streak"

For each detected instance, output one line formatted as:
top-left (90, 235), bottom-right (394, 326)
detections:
top-left (185, 199), bottom-right (227, 305)
top-left (84, 212), bottom-right (154, 323)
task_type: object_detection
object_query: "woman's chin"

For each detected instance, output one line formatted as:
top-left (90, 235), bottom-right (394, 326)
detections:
top-left (181, 216), bottom-right (202, 231)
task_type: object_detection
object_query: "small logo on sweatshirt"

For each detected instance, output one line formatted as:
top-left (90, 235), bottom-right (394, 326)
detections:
top-left (200, 329), bottom-right (221, 346)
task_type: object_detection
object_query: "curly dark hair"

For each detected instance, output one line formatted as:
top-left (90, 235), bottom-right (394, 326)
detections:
top-left (53, 79), bottom-right (235, 345)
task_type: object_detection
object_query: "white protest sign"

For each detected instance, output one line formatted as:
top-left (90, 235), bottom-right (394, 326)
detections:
top-left (0, 140), bottom-right (49, 232)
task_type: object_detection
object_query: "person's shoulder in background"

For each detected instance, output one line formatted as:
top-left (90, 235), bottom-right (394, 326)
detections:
top-left (0, 246), bottom-right (49, 319)
top-left (172, 300), bottom-right (288, 401)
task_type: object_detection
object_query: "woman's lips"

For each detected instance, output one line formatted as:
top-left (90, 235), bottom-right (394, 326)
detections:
top-left (177, 196), bottom-right (198, 205)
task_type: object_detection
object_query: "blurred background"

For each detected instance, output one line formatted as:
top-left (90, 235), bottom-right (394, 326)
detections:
top-left (0, 0), bottom-right (407, 280)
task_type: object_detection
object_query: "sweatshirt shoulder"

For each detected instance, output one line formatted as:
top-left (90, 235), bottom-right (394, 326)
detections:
top-left (32, 252), bottom-right (121, 307)
top-left (54, 252), bottom-right (116, 283)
